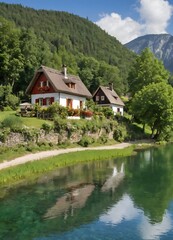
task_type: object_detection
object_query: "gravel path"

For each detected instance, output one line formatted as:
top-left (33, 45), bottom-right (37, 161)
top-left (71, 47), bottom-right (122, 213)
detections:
top-left (0, 143), bottom-right (131, 170)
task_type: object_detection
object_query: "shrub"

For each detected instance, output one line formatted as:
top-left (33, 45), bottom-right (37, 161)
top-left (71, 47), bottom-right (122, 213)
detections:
top-left (81, 110), bottom-right (93, 118)
top-left (78, 135), bottom-right (94, 147)
top-left (54, 117), bottom-right (68, 133)
top-left (3, 106), bottom-right (13, 111)
top-left (98, 134), bottom-right (108, 144)
top-left (68, 108), bottom-right (80, 116)
top-left (0, 128), bottom-right (10, 143)
top-left (22, 128), bottom-right (40, 142)
top-left (2, 116), bottom-right (23, 131)
top-left (101, 107), bottom-right (114, 119)
top-left (41, 122), bottom-right (53, 134)
top-left (5, 94), bottom-right (19, 110)
top-left (47, 102), bottom-right (68, 119)
top-left (113, 125), bottom-right (127, 142)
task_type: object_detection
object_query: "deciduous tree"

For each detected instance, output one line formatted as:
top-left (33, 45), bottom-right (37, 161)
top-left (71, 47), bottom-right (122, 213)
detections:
top-left (128, 48), bottom-right (170, 96)
top-left (130, 82), bottom-right (173, 139)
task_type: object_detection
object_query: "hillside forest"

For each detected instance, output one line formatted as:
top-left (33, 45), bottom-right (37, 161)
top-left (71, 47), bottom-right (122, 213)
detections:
top-left (0, 3), bottom-right (135, 99)
top-left (1, 3), bottom-right (173, 141)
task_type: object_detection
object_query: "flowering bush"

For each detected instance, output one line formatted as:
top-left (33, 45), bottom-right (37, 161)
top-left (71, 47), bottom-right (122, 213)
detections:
top-left (67, 108), bottom-right (80, 116)
top-left (80, 110), bottom-right (93, 118)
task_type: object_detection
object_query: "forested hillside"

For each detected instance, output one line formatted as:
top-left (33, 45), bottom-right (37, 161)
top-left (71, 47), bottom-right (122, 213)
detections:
top-left (0, 2), bottom-right (135, 105)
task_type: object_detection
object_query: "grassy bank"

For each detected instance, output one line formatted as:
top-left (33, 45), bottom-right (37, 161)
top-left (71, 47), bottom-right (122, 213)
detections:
top-left (0, 146), bottom-right (135, 186)
top-left (0, 139), bottom-right (119, 163)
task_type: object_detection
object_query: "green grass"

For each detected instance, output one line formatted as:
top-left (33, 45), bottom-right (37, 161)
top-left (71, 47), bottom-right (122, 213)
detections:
top-left (0, 146), bottom-right (135, 186)
top-left (0, 111), bottom-right (52, 128)
top-left (0, 111), bottom-right (15, 121)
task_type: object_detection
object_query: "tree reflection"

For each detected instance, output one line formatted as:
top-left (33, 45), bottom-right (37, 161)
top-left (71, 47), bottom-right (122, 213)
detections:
top-left (126, 145), bottom-right (173, 223)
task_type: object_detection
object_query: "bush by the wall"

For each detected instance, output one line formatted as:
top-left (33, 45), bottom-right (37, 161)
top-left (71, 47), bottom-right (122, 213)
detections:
top-left (41, 122), bottom-right (53, 134)
top-left (113, 125), bottom-right (127, 142)
top-left (2, 115), bottom-right (23, 131)
top-left (78, 135), bottom-right (94, 147)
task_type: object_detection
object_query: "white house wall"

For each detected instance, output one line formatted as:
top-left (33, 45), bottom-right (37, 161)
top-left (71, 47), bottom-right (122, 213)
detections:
top-left (111, 104), bottom-right (124, 116)
top-left (31, 92), bottom-right (86, 108)
top-left (31, 93), bottom-right (60, 105)
top-left (59, 93), bottom-right (86, 108)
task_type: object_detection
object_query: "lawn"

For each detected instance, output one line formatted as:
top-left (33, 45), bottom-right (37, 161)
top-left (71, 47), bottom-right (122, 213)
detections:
top-left (0, 111), bottom-right (52, 128)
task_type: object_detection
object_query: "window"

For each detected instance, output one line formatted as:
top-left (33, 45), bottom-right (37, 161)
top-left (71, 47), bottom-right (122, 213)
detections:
top-left (46, 81), bottom-right (49, 87)
top-left (66, 99), bottom-right (73, 109)
top-left (96, 95), bottom-right (99, 101)
top-left (101, 96), bottom-right (105, 101)
top-left (46, 98), bottom-right (51, 106)
top-left (40, 81), bottom-right (43, 87)
top-left (71, 83), bottom-right (75, 89)
top-left (80, 101), bottom-right (83, 109)
top-left (66, 82), bottom-right (75, 89)
top-left (39, 98), bottom-right (43, 106)
top-left (117, 108), bottom-right (120, 112)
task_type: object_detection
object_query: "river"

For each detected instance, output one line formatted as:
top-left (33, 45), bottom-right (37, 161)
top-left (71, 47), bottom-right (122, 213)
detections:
top-left (0, 144), bottom-right (173, 239)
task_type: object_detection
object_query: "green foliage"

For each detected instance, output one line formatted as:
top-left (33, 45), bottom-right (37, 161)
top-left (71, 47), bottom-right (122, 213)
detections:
top-left (2, 115), bottom-right (23, 131)
top-left (128, 48), bottom-right (170, 96)
top-left (78, 56), bottom-right (123, 94)
top-left (21, 128), bottom-right (40, 142)
top-left (0, 3), bottom-right (135, 96)
top-left (101, 107), bottom-right (114, 119)
top-left (113, 125), bottom-right (127, 142)
top-left (0, 147), bottom-right (134, 186)
top-left (41, 122), bottom-right (53, 134)
top-left (0, 128), bottom-right (10, 143)
top-left (54, 117), bottom-right (68, 133)
top-left (0, 85), bottom-right (19, 110)
top-left (78, 135), bottom-right (95, 147)
top-left (0, 17), bottom-right (24, 88)
top-left (98, 134), bottom-right (109, 144)
top-left (130, 82), bottom-right (173, 139)
top-left (47, 102), bottom-right (68, 119)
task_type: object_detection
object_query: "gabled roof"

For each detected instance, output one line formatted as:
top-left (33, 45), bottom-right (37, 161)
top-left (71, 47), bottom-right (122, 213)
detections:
top-left (94, 86), bottom-right (125, 106)
top-left (26, 65), bottom-right (92, 98)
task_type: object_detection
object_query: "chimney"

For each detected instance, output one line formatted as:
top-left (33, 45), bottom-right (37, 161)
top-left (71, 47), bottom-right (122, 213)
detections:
top-left (62, 64), bottom-right (68, 79)
top-left (109, 82), bottom-right (113, 91)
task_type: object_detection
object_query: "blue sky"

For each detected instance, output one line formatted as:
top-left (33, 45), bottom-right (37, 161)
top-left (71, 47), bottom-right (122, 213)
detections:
top-left (1, 0), bottom-right (173, 43)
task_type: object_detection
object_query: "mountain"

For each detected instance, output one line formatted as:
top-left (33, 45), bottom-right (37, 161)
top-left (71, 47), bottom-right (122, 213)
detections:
top-left (125, 34), bottom-right (173, 73)
top-left (0, 2), bottom-right (135, 81)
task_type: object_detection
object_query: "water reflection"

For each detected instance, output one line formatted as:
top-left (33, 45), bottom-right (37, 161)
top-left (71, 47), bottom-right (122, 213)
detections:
top-left (44, 184), bottom-right (95, 220)
top-left (100, 194), bottom-right (172, 239)
top-left (139, 212), bottom-right (172, 240)
top-left (100, 194), bottom-right (141, 225)
top-left (1, 145), bottom-right (173, 239)
top-left (101, 163), bottom-right (125, 192)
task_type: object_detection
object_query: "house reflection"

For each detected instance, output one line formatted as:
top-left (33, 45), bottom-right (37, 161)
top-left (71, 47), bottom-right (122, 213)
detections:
top-left (44, 184), bottom-right (95, 220)
top-left (101, 163), bottom-right (125, 192)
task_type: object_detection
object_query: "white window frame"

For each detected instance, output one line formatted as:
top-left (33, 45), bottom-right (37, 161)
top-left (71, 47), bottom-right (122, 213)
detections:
top-left (96, 96), bottom-right (99, 101)
top-left (101, 96), bottom-right (105, 101)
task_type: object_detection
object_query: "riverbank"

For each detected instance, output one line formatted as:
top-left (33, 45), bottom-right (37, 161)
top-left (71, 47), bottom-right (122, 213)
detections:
top-left (0, 142), bottom-right (131, 170)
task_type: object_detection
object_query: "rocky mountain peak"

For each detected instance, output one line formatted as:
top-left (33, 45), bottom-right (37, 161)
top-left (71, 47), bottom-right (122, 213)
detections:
top-left (125, 34), bottom-right (173, 73)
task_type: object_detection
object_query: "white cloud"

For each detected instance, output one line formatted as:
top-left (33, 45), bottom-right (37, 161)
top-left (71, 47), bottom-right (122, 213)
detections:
top-left (95, 13), bottom-right (142, 44)
top-left (95, 0), bottom-right (173, 44)
top-left (99, 194), bottom-right (172, 239)
top-left (139, 212), bottom-right (172, 240)
top-left (99, 194), bottom-right (141, 225)
top-left (139, 0), bottom-right (173, 34)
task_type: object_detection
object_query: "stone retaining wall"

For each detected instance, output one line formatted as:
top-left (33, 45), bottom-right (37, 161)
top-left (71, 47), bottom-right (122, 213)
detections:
top-left (0, 128), bottom-right (114, 147)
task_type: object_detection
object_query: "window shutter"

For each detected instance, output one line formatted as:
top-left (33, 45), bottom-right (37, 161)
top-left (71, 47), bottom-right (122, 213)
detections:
top-left (43, 98), bottom-right (46, 106)
top-left (50, 97), bottom-right (54, 104)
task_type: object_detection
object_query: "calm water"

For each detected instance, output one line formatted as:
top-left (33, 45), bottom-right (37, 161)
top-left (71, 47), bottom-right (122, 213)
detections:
top-left (1, 144), bottom-right (173, 240)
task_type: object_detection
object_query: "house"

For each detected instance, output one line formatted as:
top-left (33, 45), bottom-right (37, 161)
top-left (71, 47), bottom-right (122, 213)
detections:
top-left (93, 83), bottom-right (124, 115)
top-left (26, 65), bottom-right (92, 109)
